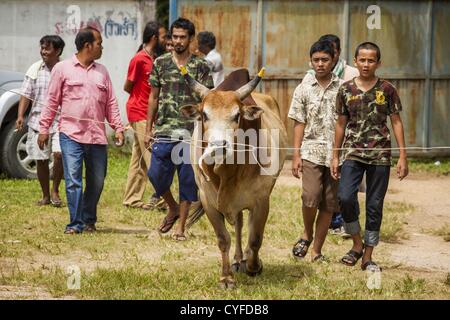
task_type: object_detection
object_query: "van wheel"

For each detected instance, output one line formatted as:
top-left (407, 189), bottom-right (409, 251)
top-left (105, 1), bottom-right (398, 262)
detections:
top-left (0, 122), bottom-right (37, 179)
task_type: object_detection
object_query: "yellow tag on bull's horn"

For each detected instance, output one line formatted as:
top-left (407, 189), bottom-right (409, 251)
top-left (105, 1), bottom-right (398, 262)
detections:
top-left (180, 65), bottom-right (188, 75)
top-left (258, 67), bottom-right (265, 78)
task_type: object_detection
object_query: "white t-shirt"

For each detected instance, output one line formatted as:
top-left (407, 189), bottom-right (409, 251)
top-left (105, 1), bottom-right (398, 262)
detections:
top-left (205, 49), bottom-right (225, 87)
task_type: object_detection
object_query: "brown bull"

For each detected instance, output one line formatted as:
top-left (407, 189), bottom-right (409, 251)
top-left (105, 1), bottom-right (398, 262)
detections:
top-left (180, 67), bottom-right (287, 288)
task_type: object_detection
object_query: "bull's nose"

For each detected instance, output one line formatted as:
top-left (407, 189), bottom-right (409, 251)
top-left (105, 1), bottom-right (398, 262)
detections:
top-left (210, 140), bottom-right (229, 148)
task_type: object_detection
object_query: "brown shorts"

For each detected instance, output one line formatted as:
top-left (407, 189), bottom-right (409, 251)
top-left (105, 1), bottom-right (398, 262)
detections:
top-left (301, 159), bottom-right (339, 212)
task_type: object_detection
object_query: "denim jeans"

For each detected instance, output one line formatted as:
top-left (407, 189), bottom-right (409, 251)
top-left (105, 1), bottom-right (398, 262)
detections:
top-left (338, 160), bottom-right (390, 246)
top-left (330, 212), bottom-right (344, 229)
top-left (59, 133), bottom-right (107, 232)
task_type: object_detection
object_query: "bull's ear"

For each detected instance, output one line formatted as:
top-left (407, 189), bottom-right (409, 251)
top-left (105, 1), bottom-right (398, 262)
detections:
top-left (242, 105), bottom-right (264, 120)
top-left (180, 104), bottom-right (201, 120)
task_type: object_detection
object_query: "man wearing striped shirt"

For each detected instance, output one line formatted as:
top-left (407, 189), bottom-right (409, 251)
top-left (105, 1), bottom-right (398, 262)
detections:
top-left (16, 35), bottom-right (65, 207)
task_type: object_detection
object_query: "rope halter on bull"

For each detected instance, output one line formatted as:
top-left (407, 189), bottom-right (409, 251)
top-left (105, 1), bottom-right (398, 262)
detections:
top-left (179, 65), bottom-right (266, 181)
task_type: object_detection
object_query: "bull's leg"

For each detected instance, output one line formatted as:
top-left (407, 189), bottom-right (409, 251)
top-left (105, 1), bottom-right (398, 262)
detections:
top-left (245, 199), bottom-right (269, 276)
top-left (231, 211), bottom-right (244, 272)
top-left (204, 205), bottom-right (235, 289)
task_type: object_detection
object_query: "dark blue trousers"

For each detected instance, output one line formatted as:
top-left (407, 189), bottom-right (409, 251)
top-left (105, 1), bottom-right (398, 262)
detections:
top-left (338, 160), bottom-right (390, 246)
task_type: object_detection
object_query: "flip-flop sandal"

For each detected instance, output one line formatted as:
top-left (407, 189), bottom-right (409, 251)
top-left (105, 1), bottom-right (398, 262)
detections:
top-left (36, 199), bottom-right (50, 206)
top-left (341, 249), bottom-right (364, 266)
top-left (140, 203), bottom-right (153, 210)
top-left (292, 238), bottom-right (313, 259)
top-left (64, 228), bottom-right (80, 235)
top-left (172, 233), bottom-right (187, 241)
top-left (50, 199), bottom-right (63, 207)
top-left (312, 254), bottom-right (328, 263)
top-left (158, 214), bottom-right (179, 234)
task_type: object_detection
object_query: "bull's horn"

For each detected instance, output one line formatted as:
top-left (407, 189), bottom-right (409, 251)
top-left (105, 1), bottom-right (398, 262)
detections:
top-left (180, 65), bottom-right (210, 98)
top-left (236, 67), bottom-right (265, 101)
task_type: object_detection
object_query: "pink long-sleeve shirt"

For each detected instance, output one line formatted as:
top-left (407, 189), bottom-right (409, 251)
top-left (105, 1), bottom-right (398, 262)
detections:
top-left (40, 54), bottom-right (124, 144)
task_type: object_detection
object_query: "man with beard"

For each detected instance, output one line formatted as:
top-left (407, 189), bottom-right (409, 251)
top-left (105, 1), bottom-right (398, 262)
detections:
top-left (144, 18), bottom-right (213, 240)
top-left (122, 21), bottom-right (168, 210)
top-left (16, 35), bottom-right (65, 207)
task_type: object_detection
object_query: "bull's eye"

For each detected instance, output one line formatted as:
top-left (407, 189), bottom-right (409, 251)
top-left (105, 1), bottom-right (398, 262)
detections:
top-left (232, 113), bottom-right (240, 123)
top-left (202, 111), bottom-right (209, 121)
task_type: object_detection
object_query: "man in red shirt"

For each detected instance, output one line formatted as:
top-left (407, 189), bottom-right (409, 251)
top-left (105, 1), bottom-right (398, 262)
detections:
top-left (122, 21), bottom-right (167, 210)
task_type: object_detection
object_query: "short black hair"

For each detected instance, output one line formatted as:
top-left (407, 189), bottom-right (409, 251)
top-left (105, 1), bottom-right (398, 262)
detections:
top-left (75, 27), bottom-right (100, 51)
top-left (40, 35), bottom-right (65, 57)
top-left (318, 34), bottom-right (341, 52)
top-left (170, 17), bottom-right (195, 37)
top-left (354, 41), bottom-right (381, 61)
top-left (309, 40), bottom-right (335, 59)
top-left (197, 31), bottom-right (216, 50)
top-left (164, 32), bottom-right (172, 41)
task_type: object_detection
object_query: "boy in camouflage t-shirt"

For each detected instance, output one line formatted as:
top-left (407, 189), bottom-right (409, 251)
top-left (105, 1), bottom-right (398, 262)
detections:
top-left (145, 18), bottom-right (213, 241)
top-left (332, 42), bottom-right (408, 272)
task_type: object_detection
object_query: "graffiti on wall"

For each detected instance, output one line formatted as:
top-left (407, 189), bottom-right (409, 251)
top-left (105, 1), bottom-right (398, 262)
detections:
top-left (104, 17), bottom-right (137, 40)
top-left (55, 18), bottom-right (103, 35)
top-left (54, 5), bottom-right (137, 39)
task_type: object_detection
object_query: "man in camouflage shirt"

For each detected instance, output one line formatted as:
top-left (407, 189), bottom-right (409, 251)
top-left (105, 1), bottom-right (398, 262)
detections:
top-left (332, 42), bottom-right (408, 272)
top-left (145, 18), bottom-right (213, 240)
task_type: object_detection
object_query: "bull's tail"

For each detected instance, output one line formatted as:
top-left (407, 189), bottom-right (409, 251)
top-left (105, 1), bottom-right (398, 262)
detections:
top-left (186, 201), bottom-right (205, 230)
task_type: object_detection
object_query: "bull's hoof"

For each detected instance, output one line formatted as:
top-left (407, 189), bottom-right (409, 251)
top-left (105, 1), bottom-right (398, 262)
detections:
top-left (231, 261), bottom-right (245, 273)
top-left (240, 259), bottom-right (263, 277)
top-left (219, 276), bottom-right (236, 289)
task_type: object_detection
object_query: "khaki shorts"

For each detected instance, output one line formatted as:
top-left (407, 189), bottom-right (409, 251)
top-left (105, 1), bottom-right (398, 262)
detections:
top-left (301, 159), bottom-right (339, 212)
top-left (26, 128), bottom-right (61, 160)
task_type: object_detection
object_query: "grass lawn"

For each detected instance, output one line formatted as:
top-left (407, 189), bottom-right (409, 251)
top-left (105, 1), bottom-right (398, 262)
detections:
top-left (0, 150), bottom-right (449, 299)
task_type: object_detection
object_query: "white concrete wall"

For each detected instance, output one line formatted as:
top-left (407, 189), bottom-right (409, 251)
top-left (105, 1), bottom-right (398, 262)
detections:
top-left (0, 0), bottom-right (156, 128)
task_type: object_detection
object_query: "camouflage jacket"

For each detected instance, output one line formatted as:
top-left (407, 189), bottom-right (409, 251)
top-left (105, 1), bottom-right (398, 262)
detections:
top-left (336, 78), bottom-right (403, 165)
top-left (149, 53), bottom-right (213, 138)
top-left (288, 73), bottom-right (343, 167)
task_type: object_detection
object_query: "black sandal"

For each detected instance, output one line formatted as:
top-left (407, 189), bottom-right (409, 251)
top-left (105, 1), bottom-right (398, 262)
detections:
top-left (341, 249), bottom-right (364, 266)
top-left (292, 238), bottom-right (312, 259)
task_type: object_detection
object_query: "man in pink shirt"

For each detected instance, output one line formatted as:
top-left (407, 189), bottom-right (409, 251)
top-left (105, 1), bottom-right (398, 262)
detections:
top-left (38, 27), bottom-right (124, 234)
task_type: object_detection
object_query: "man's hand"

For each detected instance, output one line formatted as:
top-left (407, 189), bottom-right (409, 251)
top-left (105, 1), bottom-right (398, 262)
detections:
top-left (331, 157), bottom-right (340, 180)
top-left (37, 133), bottom-right (49, 150)
top-left (144, 131), bottom-right (154, 150)
top-left (397, 157), bottom-right (408, 181)
top-left (15, 117), bottom-right (24, 131)
top-left (291, 154), bottom-right (303, 179)
top-left (115, 131), bottom-right (124, 147)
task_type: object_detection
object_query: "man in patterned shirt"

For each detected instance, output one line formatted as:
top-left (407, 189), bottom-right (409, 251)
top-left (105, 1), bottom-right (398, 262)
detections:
top-left (332, 42), bottom-right (408, 272)
top-left (289, 40), bottom-right (343, 262)
top-left (15, 35), bottom-right (65, 207)
top-left (145, 18), bottom-right (213, 240)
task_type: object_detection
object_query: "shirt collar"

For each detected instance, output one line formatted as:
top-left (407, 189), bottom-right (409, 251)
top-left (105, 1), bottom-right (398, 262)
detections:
top-left (72, 54), bottom-right (96, 69)
top-left (310, 72), bottom-right (340, 87)
top-left (40, 62), bottom-right (49, 72)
